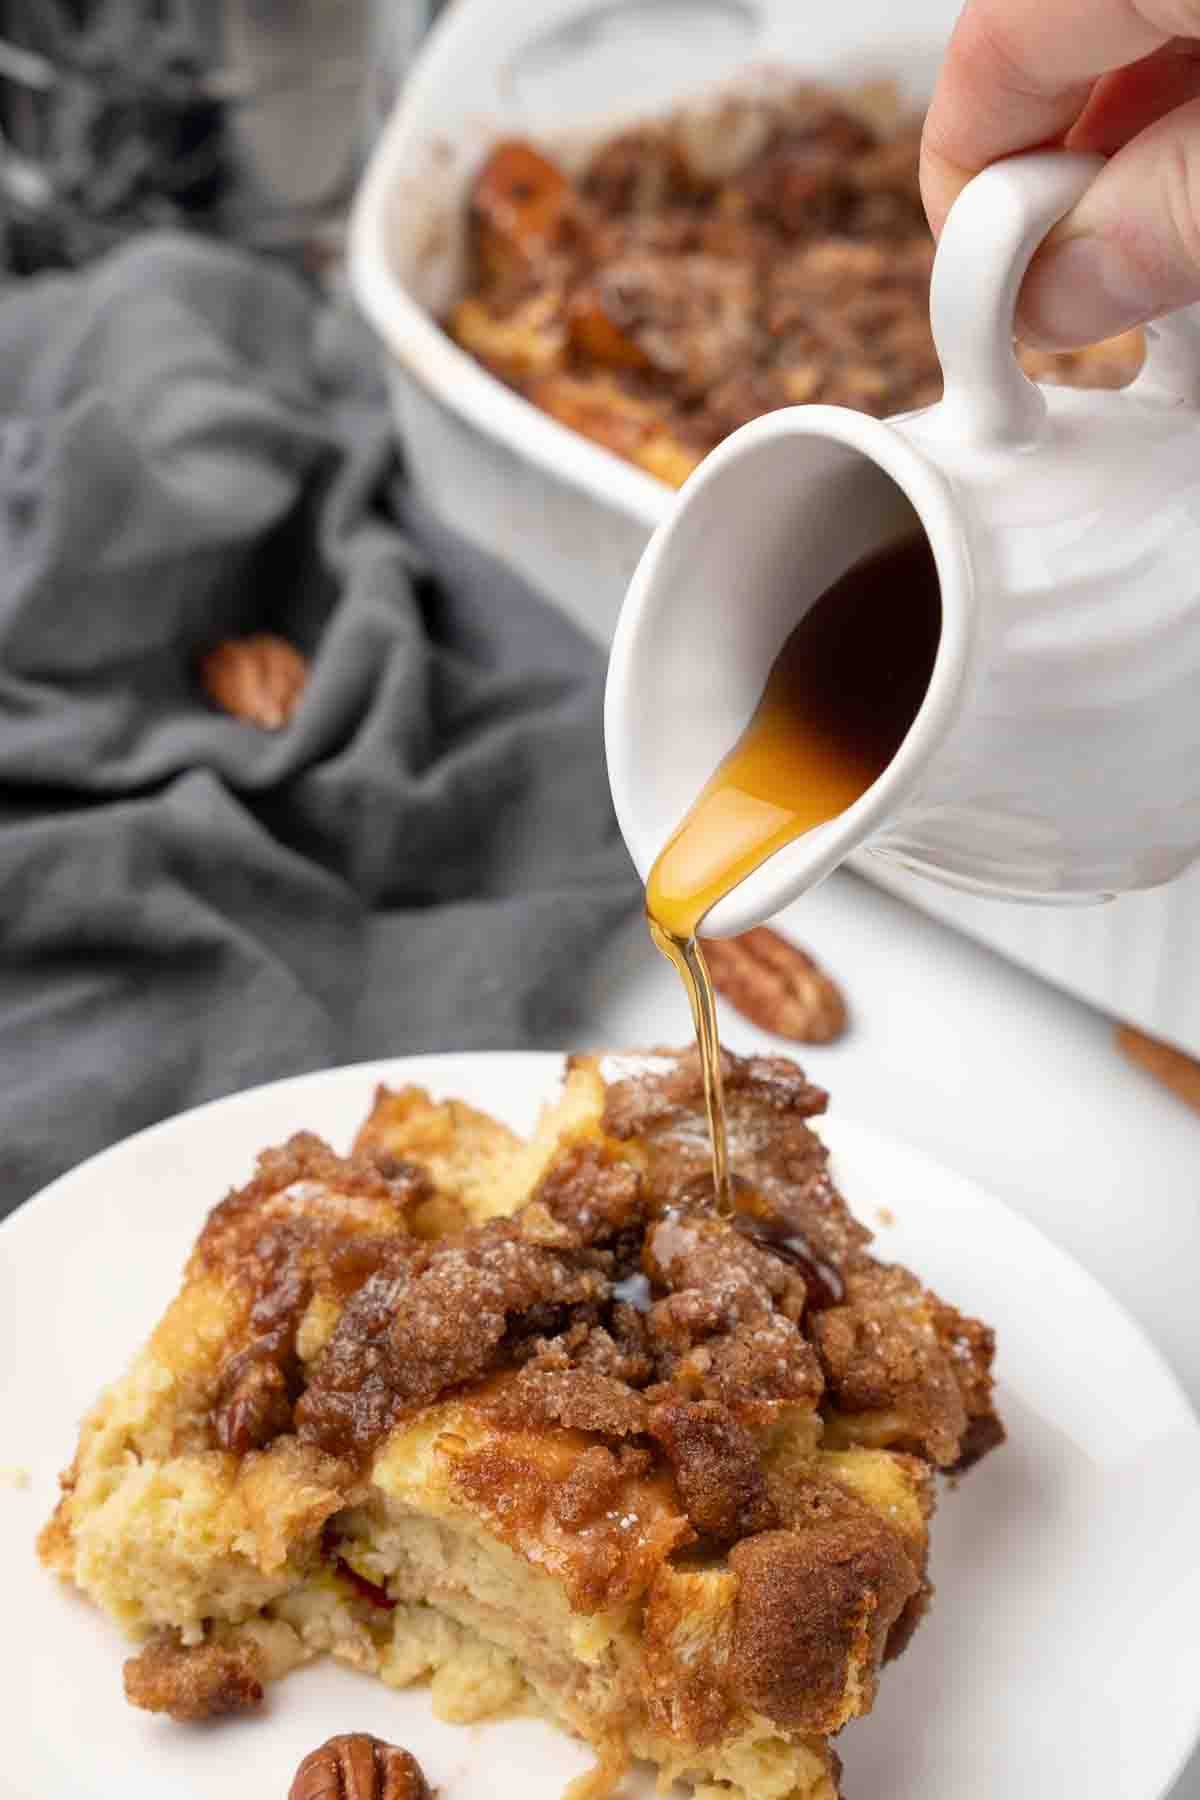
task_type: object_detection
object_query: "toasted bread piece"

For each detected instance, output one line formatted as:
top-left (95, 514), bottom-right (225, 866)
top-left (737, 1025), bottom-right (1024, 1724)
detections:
top-left (353, 1084), bottom-right (526, 1230)
top-left (42, 1050), bottom-right (1000, 1800)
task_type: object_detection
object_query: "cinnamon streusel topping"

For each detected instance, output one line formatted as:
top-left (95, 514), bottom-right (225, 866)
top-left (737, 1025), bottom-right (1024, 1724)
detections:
top-left (194, 1052), bottom-right (999, 1555)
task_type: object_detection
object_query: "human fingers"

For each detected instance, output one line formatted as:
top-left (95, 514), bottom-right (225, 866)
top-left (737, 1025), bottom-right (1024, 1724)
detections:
top-left (1068, 38), bottom-right (1200, 152)
top-left (1019, 93), bottom-right (1200, 343)
top-left (920, 0), bottom-right (1173, 235)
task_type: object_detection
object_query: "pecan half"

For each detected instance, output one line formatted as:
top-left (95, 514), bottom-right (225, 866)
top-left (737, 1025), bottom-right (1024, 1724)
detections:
top-left (700, 927), bottom-right (847, 1043)
top-left (197, 632), bottom-right (309, 730)
top-left (1116, 1023), bottom-right (1200, 1115)
top-left (212, 1346), bottom-right (293, 1454)
top-left (289, 1734), bottom-right (431, 1800)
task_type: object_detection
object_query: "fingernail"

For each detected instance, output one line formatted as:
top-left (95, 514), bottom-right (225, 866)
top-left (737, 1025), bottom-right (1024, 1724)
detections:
top-left (1018, 236), bottom-right (1153, 349)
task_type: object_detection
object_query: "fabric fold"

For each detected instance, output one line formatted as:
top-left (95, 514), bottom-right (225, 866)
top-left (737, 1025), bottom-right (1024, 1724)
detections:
top-left (0, 235), bottom-right (638, 1211)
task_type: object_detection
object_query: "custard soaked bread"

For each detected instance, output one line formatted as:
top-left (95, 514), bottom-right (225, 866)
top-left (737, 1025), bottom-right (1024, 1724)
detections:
top-left (40, 1051), bottom-right (1001, 1799)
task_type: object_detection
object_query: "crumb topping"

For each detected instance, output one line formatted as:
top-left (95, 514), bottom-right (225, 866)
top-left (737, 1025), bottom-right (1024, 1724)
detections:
top-left (648, 1397), bottom-right (778, 1543)
top-left (728, 1509), bottom-right (918, 1732)
top-left (505, 1364), bottom-right (651, 1438)
top-left (196, 1132), bottom-right (428, 1273)
top-left (193, 1052), bottom-right (999, 1574)
top-left (601, 1047), bottom-right (828, 1140)
top-left (50, 1044), bottom-right (1002, 1758)
top-left (193, 1134), bottom-right (431, 1455)
top-left (123, 1634), bottom-right (263, 1721)
top-left (448, 81), bottom-right (1143, 484)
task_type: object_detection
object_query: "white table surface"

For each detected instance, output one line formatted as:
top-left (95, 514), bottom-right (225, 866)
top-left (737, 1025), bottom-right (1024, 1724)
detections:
top-left (569, 866), bottom-right (1200, 1800)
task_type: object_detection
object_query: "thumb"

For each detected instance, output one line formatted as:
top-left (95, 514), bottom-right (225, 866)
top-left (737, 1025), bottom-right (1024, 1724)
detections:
top-left (1018, 98), bottom-right (1200, 348)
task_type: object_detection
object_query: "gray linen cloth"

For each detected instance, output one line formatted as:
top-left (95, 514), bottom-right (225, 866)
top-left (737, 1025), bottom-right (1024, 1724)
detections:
top-left (0, 236), bottom-right (639, 1215)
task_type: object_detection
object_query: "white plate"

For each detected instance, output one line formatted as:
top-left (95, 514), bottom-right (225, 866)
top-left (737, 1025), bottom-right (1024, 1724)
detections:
top-left (3, 1052), bottom-right (1199, 1800)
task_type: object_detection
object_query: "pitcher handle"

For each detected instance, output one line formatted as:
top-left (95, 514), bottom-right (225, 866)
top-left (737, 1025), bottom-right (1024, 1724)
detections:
top-left (929, 149), bottom-right (1200, 447)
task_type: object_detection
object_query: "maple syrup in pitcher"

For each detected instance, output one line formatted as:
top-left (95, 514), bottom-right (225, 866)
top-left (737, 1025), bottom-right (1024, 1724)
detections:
top-left (645, 532), bottom-right (942, 1212)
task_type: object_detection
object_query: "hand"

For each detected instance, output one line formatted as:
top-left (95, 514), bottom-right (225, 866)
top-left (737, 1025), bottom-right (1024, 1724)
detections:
top-left (920, 0), bottom-right (1200, 347)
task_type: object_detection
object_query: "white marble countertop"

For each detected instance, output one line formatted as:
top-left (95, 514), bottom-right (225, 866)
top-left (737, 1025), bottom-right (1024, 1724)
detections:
top-left (569, 867), bottom-right (1200, 1799)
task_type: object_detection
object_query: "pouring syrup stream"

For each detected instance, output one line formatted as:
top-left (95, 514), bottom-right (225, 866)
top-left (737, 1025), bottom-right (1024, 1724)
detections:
top-left (643, 533), bottom-right (941, 1214)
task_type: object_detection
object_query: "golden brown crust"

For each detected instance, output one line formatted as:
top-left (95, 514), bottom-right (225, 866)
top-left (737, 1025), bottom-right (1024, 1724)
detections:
top-left (470, 138), bottom-right (580, 292)
top-left (812, 1271), bottom-right (968, 1467)
top-left (448, 87), bottom-right (1143, 487)
top-left (648, 1397), bottom-right (778, 1543)
top-left (639, 1562), bottom-right (738, 1749)
top-left (598, 1050), bottom-right (1001, 1468)
top-left (814, 1268), bottom-right (1002, 1469)
top-left (728, 1507), bottom-right (920, 1733)
top-left (503, 1365), bottom-right (650, 1438)
top-left (601, 1046), bottom-right (829, 1141)
top-left (352, 1082), bottom-right (526, 1233)
top-left (191, 1134), bottom-right (429, 1460)
top-left (548, 1442), bottom-right (655, 1530)
top-left (294, 1222), bottom-right (611, 1462)
top-left (532, 1141), bottom-right (645, 1246)
top-left (440, 1396), bottom-right (694, 1612)
top-left (193, 1048), bottom-right (998, 1507)
top-left (195, 1132), bottom-right (426, 1280)
top-left (48, 1043), bottom-right (1000, 1790)
top-left (123, 1634), bottom-right (264, 1721)
top-left (213, 1347), bottom-right (294, 1455)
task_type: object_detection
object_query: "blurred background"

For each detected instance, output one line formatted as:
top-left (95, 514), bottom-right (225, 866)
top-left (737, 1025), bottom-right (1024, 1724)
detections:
top-left (0, 0), bottom-right (442, 271)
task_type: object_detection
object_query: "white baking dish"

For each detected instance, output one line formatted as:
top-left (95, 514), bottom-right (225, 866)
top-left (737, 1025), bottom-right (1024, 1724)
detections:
top-left (349, 0), bottom-right (1200, 1060)
top-left (349, 0), bottom-right (952, 641)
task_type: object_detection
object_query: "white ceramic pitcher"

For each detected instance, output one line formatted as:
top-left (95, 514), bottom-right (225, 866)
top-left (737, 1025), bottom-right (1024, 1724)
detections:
top-left (605, 150), bottom-right (1200, 939)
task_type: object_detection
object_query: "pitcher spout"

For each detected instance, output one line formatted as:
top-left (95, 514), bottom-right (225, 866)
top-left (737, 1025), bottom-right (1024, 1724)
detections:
top-left (605, 403), bottom-right (976, 939)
